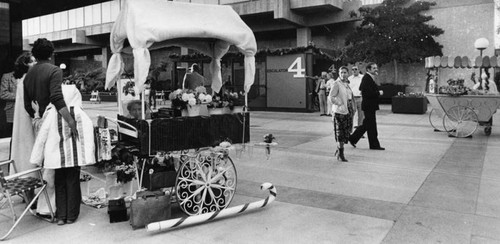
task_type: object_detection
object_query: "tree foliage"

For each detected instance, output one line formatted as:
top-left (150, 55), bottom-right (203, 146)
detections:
top-left (344, 0), bottom-right (444, 65)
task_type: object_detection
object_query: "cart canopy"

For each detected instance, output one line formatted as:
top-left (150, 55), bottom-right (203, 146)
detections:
top-left (425, 55), bottom-right (500, 69)
top-left (105, 0), bottom-right (257, 93)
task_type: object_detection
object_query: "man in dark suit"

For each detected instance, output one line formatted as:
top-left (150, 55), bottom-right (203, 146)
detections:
top-left (349, 62), bottom-right (385, 150)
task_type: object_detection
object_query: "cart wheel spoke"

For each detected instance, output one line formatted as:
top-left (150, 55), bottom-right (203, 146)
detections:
top-left (176, 177), bottom-right (205, 186)
top-left (209, 184), bottom-right (235, 192)
top-left (197, 187), bottom-right (208, 215)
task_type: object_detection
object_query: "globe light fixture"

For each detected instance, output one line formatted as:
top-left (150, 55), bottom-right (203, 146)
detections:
top-left (59, 63), bottom-right (67, 70)
top-left (474, 38), bottom-right (489, 55)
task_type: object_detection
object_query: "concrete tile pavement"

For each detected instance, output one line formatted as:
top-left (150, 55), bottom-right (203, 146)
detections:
top-left (1, 102), bottom-right (500, 243)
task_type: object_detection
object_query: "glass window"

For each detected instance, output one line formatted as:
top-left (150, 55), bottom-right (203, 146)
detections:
top-left (102, 2), bottom-right (112, 23)
top-left (46, 14), bottom-right (54, 33)
top-left (39, 16), bottom-right (46, 34)
top-left (111, 0), bottom-right (121, 21)
top-left (76, 8), bottom-right (84, 28)
top-left (22, 20), bottom-right (27, 37)
top-left (68, 9), bottom-right (77, 28)
top-left (84, 6), bottom-right (93, 26)
top-left (53, 12), bottom-right (61, 31)
top-left (27, 18), bottom-right (34, 36)
top-left (92, 4), bottom-right (101, 25)
top-left (60, 11), bottom-right (69, 30)
top-left (32, 17), bottom-right (40, 35)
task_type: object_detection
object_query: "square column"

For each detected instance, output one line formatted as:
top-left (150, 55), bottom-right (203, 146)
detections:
top-left (297, 27), bottom-right (311, 47)
top-left (1, 2), bottom-right (22, 75)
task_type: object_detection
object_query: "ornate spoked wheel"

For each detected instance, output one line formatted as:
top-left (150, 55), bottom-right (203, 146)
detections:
top-left (443, 105), bottom-right (478, 138)
top-left (175, 150), bottom-right (237, 216)
top-left (429, 108), bottom-right (445, 132)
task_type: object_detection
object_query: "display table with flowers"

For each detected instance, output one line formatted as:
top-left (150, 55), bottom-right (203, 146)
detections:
top-left (391, 93), bottom-right (427, 114)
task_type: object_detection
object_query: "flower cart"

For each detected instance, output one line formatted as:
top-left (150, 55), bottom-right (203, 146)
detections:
top-left (102, 0), bottom-right (258, 217)
top-left (424, 56), bottom-right (500, 137)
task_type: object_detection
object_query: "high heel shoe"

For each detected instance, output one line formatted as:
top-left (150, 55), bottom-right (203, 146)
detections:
top-left (337, 147), bottom-right (348, 162)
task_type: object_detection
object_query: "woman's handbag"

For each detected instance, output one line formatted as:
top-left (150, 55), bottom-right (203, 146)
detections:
top-left (129, 191), bottom-right (171, 229)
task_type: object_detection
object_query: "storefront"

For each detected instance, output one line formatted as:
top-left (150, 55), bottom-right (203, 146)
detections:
top-left (170, 46), bottom-right (335, 112)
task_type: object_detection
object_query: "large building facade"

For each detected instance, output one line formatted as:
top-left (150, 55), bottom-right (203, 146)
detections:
top-left (5, 0), bottom-right (500, 107)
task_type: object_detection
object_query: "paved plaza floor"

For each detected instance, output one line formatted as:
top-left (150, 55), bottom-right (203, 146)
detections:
top-left (1, 102), bottom-right (500, 244)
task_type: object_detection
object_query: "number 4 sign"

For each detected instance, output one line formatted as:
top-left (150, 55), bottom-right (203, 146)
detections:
top-left (287, 57), bottom-right (305, 78)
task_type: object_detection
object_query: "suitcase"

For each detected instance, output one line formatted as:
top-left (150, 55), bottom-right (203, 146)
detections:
top-left (129, 191), bottom-right (171, 229)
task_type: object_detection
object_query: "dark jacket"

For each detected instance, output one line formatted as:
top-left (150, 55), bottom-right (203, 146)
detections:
top-left (360, 73), bottom-right (380, 111)
top-left (23, 60), bottom-right (66, 118)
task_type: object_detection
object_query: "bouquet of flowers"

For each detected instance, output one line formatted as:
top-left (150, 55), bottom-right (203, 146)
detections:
top-left (97, 145), bottom-right (136, 184)
top-left (439, 78), bottom-right (469, 96)
top-left (169, 87), bottom-right (213, 110)
top-left (115, 163), bottom-right (136, 184)
top-left (208, 90), bottom-right (245, 109)
top-left (169, 89), bottom-right (188, 110)
top-left (264, 134), bottom-right (276, 143)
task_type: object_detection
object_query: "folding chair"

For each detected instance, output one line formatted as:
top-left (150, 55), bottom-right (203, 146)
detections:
top-left (0, 160), bottom-right (54, 241)
top-left (90, 91), bottom-right (101, 104)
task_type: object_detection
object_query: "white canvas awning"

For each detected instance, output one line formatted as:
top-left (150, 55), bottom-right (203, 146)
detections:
top-left (105, 0), bottom-right (257, 93)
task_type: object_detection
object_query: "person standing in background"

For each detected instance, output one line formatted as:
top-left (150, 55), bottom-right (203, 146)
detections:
top-left (148, 74), bottom-right (158, 110)
top-left (1, 70), bottom-right (18, 137)
top-left (349, 62), bottom-right (385, 150)
top-left (182, 63), bottom-right (205, 91)
top-left (315, 72), bottom-right (328, 116)
top-left (325, 72), bottom-right (336, 116)
top-left (10, 52), bottom-right (37, 174)
top-left (348, 65), bottom-right (364, 128)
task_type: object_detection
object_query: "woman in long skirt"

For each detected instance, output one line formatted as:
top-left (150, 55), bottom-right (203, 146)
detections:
top-left (329, 66), bottom-right (356, 162)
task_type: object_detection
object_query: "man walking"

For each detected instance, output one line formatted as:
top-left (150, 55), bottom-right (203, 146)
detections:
top-left (348, 62), bottom-right (385, 150)
top-left (348, 65), bottom-right (363, 128)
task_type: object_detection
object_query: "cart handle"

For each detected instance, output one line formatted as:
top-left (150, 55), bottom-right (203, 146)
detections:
top-left (100, 116), bottom-right (139, 139)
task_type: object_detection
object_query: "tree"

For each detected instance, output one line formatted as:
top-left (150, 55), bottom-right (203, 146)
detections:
top-left (344, 0), bottom-right (444, 83)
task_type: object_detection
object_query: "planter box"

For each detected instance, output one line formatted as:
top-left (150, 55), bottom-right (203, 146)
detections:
top-left (181, 104), bottom-right (209, 117)
top-left (380, 84), bottom-right (407, 104)
top-left (208, 107), bottom-right (231, 115)
top-left (391, 96), bottom-right (427, 114)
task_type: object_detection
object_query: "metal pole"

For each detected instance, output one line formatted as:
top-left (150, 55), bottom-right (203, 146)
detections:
top-left (479, 49), bottom-right (483, 79)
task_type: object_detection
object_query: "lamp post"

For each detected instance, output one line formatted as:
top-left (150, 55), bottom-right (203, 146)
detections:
top-left (474, 38), bottom-right (489, 79)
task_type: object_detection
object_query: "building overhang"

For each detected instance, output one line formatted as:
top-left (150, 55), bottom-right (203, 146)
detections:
top-left (231, 0), bottom-right (344, 27)
top-left (23, 23), bottom-right (113, 53)
top-left (7, 0), bottom-right (110, 20)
